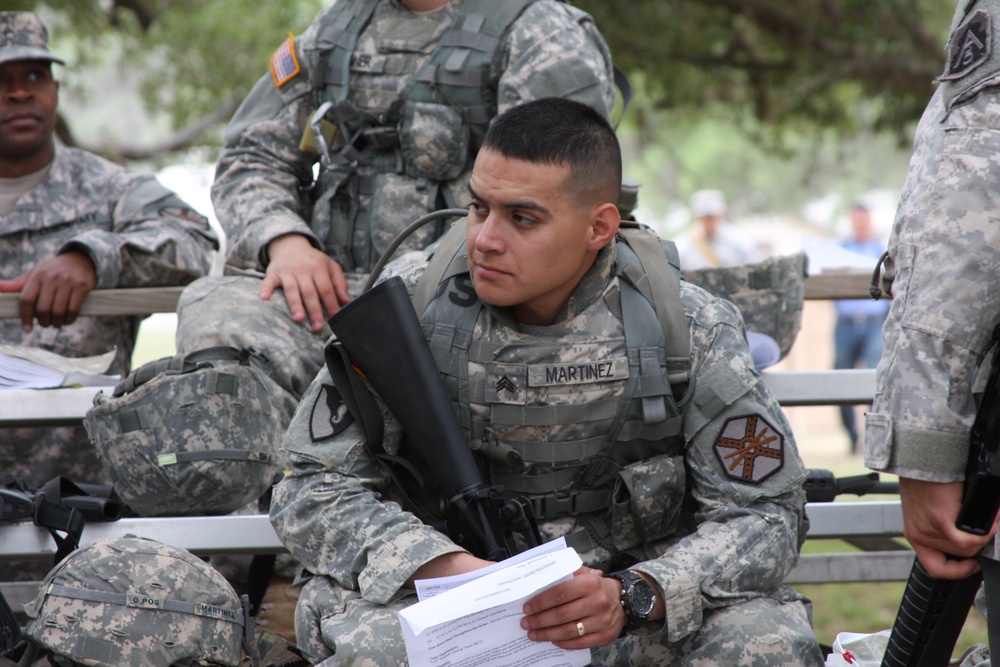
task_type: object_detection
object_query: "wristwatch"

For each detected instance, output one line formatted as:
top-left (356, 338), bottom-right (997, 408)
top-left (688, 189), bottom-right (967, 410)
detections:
top-left (608, 570), bottom-right (657, 634)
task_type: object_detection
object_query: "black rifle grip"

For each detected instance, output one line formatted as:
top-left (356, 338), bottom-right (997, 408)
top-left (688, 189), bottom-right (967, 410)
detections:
top-left (880, 559), bottom-right (981, 667)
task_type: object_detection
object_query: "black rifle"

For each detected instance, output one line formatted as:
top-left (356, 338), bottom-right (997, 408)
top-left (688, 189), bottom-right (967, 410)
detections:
top-left (803, 469), bottom-right (899, 503)
top-left (0, 476), bottom-right (128, 564)
top-left (326, 276), bottom-right (541, 561)
top-left (881, 342), bottom-right (1000, 667)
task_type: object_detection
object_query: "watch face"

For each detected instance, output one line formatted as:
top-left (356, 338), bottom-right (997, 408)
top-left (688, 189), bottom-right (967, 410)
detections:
top-left (629, 580), bottom-right (655, 617)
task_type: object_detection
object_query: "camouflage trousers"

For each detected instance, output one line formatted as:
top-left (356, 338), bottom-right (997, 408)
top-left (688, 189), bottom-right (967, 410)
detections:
top-left (295, 575), bottom-right (825, 667)
top-left (176, 273), bottom-right (367, 402)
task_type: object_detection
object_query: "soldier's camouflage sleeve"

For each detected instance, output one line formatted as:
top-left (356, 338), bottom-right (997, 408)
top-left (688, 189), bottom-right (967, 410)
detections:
top-left (865, 0), bottom-right (1000, 482)
top-left (211, 15), bottom-right (326, 273)
top-left (632, 284), bottom-right (809, 643)
top-left (54, 152), bottom-right (218, 289)
top-left (270, 376), bottom-right (465, 606)
top-left (0, 147), bottom-right (217, 374)
top-left (497, 0), bottom-right (616, 118)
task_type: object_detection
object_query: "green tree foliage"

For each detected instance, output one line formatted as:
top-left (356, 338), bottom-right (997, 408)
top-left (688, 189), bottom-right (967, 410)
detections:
top-left (578, 0), bottom-right (954, 142)
top-left (9, 0), bottom-right (323, 156)
top-left (6, 0), bottom-right (955, 166)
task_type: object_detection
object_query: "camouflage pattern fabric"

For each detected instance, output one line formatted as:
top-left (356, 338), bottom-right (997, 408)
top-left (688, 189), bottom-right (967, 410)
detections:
top-left (0, 11), bottom-right (64, 65)
top-left (270, 245), bottom-right (823, 665)
top-left (865, 0), bottom-right (1000, 484)
top-left (84, 348), bottom-right (284, 517)
top-left (682, 251), bottom-right (808, 360)
top-left (0, 146), bottom-right (217, 488)
top-left (24, 536), bottom-right (246, 667)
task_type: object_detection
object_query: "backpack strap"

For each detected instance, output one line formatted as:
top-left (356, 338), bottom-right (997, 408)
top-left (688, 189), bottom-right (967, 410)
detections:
top-left (412, 218), bottom-right (470, 316)
top-left (616, 225), bottom-right (691, 399)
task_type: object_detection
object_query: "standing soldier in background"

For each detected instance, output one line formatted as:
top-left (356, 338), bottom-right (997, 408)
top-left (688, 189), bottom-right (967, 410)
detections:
top-left (0, 12), bottom-right (218, 487)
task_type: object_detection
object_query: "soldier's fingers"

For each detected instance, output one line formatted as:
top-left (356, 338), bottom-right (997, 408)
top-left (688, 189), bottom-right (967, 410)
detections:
top-left (296, 278), bottom-right (327, 332)
top-left (280, 277), bottom-right (307, 324)
top-left (47, 284), bottom-right (72, 329)
top-left (22, 278), bottom-right (48, 329)
top-left (63, 284), bottom-right (91, 326)
top-left (913, 546), bottom-right (981, 580)
top-left (327, 261), bottom-right (350, 307)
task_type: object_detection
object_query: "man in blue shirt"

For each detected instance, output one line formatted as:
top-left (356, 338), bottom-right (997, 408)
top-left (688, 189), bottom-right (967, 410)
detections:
top-left (834, 203), bottom-right (889, 453)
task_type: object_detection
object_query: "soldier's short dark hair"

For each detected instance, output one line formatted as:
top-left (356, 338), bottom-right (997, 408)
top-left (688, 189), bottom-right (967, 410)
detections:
top-left (482, 97), bottom-right (622, 207)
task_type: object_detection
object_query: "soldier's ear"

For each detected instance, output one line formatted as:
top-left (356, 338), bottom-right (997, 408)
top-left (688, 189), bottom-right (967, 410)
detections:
top-left (588, 202), bottom-right (620, 251)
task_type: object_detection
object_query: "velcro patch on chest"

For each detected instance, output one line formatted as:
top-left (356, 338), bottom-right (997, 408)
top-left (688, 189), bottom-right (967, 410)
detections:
top-left (527, 358), bottom-right (629, 387)
top-left (310, 384), bottom-right (354, 441)
top-left (349, 51), bottom-right (387, 74)
top-left (941, 9), bottom-right (991, 81)
top-left (712, 414), bottom-right (784, 484)
top-left (486, 364), bottom-right (527, 404)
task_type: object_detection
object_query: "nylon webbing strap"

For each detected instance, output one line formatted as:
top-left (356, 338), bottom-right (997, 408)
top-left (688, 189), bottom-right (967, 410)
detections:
top-left (620, 230), bottom-right (690, 376)
top-left (156, 449), bottom-right (275, 467)
top-left (617, 231), bottom-right (691, 401)
top-left (44, 585), bottom-right (245, 626)
top-left (412, 218), bottom-right (469, 317)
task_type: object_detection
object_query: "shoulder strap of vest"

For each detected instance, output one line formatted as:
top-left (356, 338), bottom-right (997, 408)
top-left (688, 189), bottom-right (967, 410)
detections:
top-left (616, 225), bottom-right (691, 396)
top-left (311, 0), bottom-right (379, 100)
top-left (412, 217), bottom-right (470, 316)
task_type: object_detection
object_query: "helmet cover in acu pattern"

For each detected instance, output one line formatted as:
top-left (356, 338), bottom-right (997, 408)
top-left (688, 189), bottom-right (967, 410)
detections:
top-left (84, 347), bottom-right (282, 517)
top-left (24, 536), bottom-right (249, 666)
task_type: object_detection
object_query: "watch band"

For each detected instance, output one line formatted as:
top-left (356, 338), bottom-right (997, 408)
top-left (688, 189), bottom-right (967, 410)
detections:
top-left (608, 569), bottom-right (656, 635)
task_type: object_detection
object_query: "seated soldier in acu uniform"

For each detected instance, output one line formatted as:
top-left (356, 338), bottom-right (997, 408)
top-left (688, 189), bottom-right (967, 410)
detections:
top-left (269, 97), bottom-right (824, 666)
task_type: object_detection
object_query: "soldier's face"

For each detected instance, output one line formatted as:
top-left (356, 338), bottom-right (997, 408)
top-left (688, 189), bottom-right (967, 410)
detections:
top-left (0, 60), bottom-right (59, 175)
top-left (466, 148), bottom-right (618, 325)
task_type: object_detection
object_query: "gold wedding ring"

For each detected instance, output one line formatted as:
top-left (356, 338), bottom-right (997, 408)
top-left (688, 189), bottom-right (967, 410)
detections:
top-left (576, 621), bottom-right (586, 637)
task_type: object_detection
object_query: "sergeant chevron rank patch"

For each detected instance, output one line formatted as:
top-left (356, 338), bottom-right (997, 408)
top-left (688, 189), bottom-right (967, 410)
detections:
top-left (712, 414), bottom-right (784, 484)
top-left (310, 384), bottom-right (354, 441)
top-left (941, 9), bottom-right (991, 81)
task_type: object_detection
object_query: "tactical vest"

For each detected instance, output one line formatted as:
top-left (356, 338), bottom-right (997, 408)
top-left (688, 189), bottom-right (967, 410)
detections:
top-left (409, 221), bottom-right (692, 527)
top-left (306, 0), bottom-right (537, 273)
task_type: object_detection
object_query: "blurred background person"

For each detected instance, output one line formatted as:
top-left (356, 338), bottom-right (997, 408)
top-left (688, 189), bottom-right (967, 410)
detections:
top-left (833, 202), bottom-right (889, 454)
top-left (674, 188), bottom-right (759, 270)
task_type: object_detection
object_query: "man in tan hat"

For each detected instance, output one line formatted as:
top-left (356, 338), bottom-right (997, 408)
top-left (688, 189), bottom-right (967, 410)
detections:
top-left (675, 189), bottom-right (760, 270)
top-left (0, 12), bottom-right (218, 491)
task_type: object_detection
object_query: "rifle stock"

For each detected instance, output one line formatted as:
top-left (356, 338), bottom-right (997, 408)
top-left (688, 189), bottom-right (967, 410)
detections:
top-left (327, 276), bottom-right (541, 561)
top-left (881, 347), bottom-right (1000, 667)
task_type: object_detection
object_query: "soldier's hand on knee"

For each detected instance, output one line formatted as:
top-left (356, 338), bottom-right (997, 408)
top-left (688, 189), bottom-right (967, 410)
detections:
top-left (263, 233), bottom-right (350, 330)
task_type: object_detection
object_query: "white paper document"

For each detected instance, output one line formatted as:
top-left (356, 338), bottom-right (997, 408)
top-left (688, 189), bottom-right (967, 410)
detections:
top-left (0, 344), bottom-right (119, 390)
top-left (398, 544), bottom-right (590, 667)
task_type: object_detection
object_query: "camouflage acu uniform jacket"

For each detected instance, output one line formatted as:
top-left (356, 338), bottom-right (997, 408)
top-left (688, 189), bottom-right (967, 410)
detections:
top-left (0, 145), bottom-right (218, 374)
top-left (212, 0), bottom-right (615, 283)
top-left (271, 241), bottom-right (810, 644)
top-left (866, 0), bottom-right (1000, 482)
